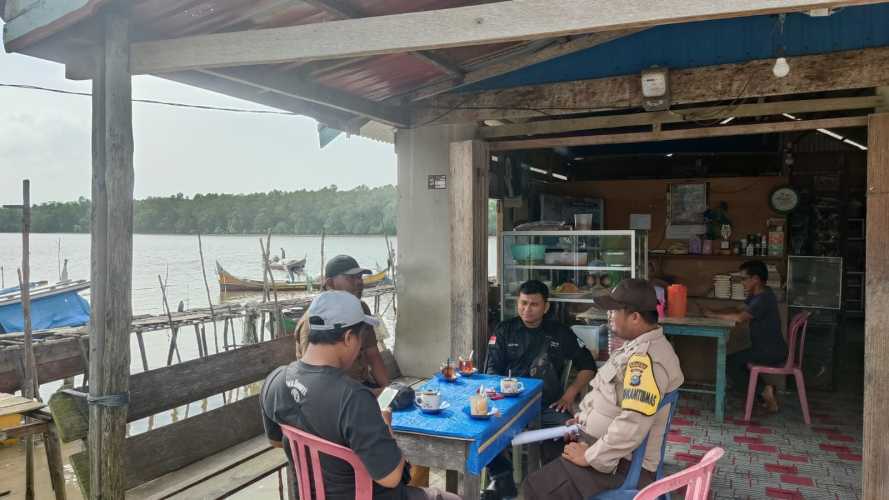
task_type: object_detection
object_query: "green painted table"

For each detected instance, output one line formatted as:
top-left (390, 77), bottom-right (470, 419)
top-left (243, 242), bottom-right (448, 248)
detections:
top-left (577, 311), bottom-right (736, 423)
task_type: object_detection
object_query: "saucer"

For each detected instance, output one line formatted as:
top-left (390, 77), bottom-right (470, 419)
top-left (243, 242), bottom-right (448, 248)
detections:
top-left (501, 387), bottom-right (524, 397)
top-left (435, 372), bottom-right (461, 383)
top-left (465, 405), bottom-right (498, 419)
top-left (500, 382), bottom-right (525, 397)
top-left (416, 401), bottom-right (450, 414)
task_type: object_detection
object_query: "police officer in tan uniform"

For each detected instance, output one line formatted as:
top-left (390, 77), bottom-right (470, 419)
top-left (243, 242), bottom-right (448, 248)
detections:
top-left (523, 279), bottom-right (684, 500)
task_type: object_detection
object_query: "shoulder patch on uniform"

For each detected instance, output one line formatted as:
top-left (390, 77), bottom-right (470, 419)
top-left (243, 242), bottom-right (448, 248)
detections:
top-left (621, 353), bottom-right (660, 416)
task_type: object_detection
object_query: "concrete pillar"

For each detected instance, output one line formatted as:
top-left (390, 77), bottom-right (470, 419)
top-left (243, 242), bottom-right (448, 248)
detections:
top-left (394, 124), bottom-right (476, 377)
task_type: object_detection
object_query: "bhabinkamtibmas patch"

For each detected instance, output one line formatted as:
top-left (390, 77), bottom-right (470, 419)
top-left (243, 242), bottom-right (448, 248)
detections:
top-left (621, 354), bottom-right (660, 416)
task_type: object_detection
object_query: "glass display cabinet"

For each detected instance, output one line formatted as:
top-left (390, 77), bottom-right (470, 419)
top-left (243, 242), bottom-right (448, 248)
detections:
top-left (500, 230), bottom-right (648, 320)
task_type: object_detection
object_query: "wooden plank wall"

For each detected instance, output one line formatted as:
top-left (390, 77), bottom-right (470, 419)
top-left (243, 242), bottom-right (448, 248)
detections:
top-left (863, 113), bottom-right (889, 500)
top-left (542, 176), bottom-right (789, 383)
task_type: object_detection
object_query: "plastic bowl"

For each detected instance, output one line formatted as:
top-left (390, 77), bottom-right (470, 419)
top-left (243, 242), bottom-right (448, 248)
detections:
top-left (511, 244), bottom-right (547, 262)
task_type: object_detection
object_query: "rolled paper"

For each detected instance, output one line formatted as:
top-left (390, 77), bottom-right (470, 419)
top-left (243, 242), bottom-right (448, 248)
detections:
top-left (511, 424), bottom-right (580, 446)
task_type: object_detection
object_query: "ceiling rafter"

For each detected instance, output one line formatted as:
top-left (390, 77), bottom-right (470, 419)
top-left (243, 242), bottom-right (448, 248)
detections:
top-left (300, 0), bottom-right (466, 78)
top-left (198, 66), bottom-right (409, 127)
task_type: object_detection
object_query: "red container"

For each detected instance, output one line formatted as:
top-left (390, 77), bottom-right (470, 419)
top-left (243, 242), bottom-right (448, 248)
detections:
top-left (667, 284), bottom-right (688, 318)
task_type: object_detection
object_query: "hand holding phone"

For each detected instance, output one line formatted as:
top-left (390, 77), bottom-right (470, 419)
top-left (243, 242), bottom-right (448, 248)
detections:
top-left (377, 386), bottom-right (399, 411)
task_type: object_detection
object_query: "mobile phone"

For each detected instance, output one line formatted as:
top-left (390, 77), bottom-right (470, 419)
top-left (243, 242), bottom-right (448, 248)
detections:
top-left (377, 387), bottom-right (398, 410)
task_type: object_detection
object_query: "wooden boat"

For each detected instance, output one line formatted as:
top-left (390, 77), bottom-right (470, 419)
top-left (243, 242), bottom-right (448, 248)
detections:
top-left (217, 262), bottom-right (318, 292)
top-left (363, 269), bottom-right (390, 288)
top-left (0, 280), bottom-right (91, 334)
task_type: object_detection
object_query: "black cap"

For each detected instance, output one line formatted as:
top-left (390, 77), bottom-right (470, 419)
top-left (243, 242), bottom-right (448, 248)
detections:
top-left (325, 255), bottom-right (371, 278)
top-left (593, 279), bottom-right (659, 312)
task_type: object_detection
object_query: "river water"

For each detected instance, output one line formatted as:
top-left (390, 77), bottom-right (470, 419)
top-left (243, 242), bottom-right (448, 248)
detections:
top-left (0, 232), bottom-right (497, 498)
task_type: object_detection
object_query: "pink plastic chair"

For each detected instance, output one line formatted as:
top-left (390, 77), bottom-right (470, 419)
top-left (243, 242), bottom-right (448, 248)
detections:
top-left (280, 424), bottom-right (373, 500)
top-left (633, 447), bottom-right (725, 500)
top-left (743, 311), bottom-right (812, 424)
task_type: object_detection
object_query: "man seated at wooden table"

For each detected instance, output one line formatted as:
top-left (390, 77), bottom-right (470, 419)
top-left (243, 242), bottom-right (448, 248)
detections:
top-left (262, 291), bottom-right (461, 500)
top-left (701, 259), bottom-right (786, 412)
top-left (483, 280), bottom-right (597, 499)
top-left (295, 254), bottom-right (390, 396)
top-left (522, 279), bottom-right (684, 500)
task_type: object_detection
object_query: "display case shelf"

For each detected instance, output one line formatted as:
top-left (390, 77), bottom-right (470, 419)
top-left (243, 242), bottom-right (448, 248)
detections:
top-left (510, 265), bottom-right (633, 272)
top-left (500, 230), bottom-right (648, 321)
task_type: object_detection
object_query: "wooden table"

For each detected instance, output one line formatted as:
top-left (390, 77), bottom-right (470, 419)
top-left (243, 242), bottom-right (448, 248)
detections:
top-left (391, 375), bottom-right (542, 500)
top-left (0, 392), bottom-right (67, 500)
top-left (577, 311), bottom-right (736, 422)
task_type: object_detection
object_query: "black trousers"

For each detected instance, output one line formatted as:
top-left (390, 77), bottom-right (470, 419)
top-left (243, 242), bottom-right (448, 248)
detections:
top-left (488, 408), bottom-right (572, 478)
top-left (727, 349), bottom-right (785, 396)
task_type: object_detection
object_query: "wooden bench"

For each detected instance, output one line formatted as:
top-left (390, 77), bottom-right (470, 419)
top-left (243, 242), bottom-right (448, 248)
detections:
top-left (49, 335), bottom-right (295, 499)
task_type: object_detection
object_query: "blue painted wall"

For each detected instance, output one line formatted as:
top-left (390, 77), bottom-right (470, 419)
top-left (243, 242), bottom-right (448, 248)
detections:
top-left (468, 4), bottom-right (889, 91)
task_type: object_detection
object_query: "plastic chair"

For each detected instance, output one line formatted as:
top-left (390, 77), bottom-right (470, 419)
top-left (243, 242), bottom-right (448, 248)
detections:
top-left (280, 424), bottom-right (373, 500)
top-left (588, 390), bottom-right (680, 500)
top-left (743, 311), bottom-right (812, 424)
top-left (633, 447), bottom-right (725, 500)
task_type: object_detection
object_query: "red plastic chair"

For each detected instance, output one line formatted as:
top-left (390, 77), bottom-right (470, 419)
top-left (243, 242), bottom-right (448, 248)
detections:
top-left (743, 311), bottom-right (812, 424)
top-left (633, 447), bottom-right (725, 500)
top-left (280, 424), bottom-right (374, 500)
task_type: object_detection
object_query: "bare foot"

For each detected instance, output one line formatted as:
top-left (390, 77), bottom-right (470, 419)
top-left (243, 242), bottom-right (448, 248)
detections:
top-left (761, 385), bottom-right (779, 413)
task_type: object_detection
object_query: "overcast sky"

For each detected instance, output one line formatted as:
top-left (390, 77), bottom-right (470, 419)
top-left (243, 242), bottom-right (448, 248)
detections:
top-left (0, 27), bottom-right (397, 205)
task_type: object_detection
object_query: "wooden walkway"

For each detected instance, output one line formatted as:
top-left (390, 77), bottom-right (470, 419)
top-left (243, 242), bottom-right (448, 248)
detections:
top-left (0, 285), bottom-right (395, 393)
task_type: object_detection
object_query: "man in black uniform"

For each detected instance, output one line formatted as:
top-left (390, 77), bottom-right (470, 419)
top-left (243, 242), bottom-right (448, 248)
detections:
top-left (483, 280), bottom-right (597, 498)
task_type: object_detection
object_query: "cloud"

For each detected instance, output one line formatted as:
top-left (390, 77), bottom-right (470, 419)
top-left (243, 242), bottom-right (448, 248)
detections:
top-left (1, 37), bottom-right (396, 204)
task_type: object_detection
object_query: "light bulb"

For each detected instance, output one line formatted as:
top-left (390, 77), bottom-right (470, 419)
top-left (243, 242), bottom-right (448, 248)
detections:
top-left (772, 57), bottom-right (790, 78)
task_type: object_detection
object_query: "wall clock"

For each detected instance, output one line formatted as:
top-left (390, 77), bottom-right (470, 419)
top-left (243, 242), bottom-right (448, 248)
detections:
top-left (769, 185), bottom-right (800, 214)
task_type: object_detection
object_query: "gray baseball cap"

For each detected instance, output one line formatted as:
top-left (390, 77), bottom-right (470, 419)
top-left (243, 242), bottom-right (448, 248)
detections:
top-left (325, 255), bottom-right (371, 278)
top-left (307, 291), bottom-right (379, 333)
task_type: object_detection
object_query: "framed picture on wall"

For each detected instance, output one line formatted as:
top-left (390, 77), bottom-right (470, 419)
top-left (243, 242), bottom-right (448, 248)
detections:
top-left (668, 182), bottom-right (708, 225)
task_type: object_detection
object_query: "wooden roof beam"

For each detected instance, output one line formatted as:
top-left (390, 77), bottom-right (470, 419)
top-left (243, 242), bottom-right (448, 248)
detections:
top-left (129, 0), bottom-right (884, 74)
top-left (157, 70), bottom-right (357, 130)
top-left (479, 96), bottom-right (884, 138)
top-left (403, 30), bottom-right (642, 102)
top-left (301, 0), bottom-right (465, 78)
top-left (198, 66), bottom-right (409, 127)
top-left (489, 116), bottom-right (868, 151)
top-left (416, 46), bottom-right (889, 125)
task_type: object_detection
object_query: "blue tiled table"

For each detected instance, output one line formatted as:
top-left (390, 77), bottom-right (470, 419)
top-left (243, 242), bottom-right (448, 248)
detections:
top-left (391, 374), bottom-right (542, 500)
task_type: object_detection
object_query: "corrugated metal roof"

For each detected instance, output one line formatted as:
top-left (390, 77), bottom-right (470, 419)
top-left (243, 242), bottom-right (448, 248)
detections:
top-left (125, 0), bottom-right (525, 102)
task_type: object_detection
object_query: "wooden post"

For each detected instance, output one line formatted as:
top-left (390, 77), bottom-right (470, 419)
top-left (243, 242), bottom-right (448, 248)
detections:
top-left (448, 140), bottom-right (490, 359)
top-left (197, 234), bottom-right (220, 353)
top-left (160, 275), bottom-right (182, 365)
top-left (864, 113), bottom-right (889, 500)
top-left (88, 7), bottom-right (134, 499)
top-left (261, 233), bottom-right (281, 338)
top-left (135, 330), bottom-right (149, 372)
top-left (19, 183), bottom-right (37, 401)
top-left (320, 228), bottom-right (326, 286)
top-left (19, 180), bottom-right (36, 500)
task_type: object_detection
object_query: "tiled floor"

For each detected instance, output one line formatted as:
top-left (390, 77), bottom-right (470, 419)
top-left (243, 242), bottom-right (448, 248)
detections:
top-left (662, 389), bottom-right (863, 499)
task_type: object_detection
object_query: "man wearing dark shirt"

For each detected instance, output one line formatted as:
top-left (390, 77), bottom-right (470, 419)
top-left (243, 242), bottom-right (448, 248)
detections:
top-left (703, 260), bottom-right (787, 412)
top-left (483, 280), bottom-right (597, 499)
top-left (261, 291), bottom-right (459, 500)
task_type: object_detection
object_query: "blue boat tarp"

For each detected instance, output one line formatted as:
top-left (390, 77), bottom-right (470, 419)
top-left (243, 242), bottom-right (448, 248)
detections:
top-left (0, 291), bottom-right (91, 333)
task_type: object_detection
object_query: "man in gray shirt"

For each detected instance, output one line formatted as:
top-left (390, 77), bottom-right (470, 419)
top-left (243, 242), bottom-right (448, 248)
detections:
top-left (703, 260), bottom-right (786, 412)
top-left (261, 291), bottom-right (459, 500)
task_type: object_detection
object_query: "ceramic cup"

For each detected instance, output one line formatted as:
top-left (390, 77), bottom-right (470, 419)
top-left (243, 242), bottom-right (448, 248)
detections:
top-left (500, 378), bottom-right (522, 394)
top-left (415, 390), bottom-right (442, 410)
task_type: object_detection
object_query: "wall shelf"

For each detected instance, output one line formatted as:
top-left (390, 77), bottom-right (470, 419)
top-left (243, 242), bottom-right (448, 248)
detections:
top-left (649, 253), bottom-right (785, 261)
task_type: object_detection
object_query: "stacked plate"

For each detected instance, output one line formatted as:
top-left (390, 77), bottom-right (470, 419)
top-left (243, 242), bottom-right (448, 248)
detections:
top-left (713, 274), bottom-right (732, 299)
top-left (730, 272), bottom-right (748, 300)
